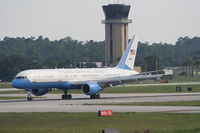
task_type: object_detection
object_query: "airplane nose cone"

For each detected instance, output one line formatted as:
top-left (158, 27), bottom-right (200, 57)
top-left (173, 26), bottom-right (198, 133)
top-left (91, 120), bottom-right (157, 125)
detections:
top-left (12, 79), bottom-right (20, 88)
top-left (12, 79), bottom-right (28, 89)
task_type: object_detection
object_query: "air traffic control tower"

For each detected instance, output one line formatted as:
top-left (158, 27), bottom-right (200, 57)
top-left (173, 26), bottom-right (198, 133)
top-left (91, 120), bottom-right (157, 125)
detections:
top-left (102, 4), bottom-right (132, 66)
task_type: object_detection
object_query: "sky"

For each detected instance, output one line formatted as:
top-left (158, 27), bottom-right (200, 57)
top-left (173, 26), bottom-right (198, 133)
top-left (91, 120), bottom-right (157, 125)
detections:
top-left (0, 0), bottom-right (200, 44)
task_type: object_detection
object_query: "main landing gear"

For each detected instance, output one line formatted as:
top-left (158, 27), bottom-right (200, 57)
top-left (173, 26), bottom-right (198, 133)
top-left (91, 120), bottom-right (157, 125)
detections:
top-left (62, 90), bottom-right (72, 100)
top-left (27, 90), bottom-right (33, 101)
top-left (90, 94), bottom-right (100, 99)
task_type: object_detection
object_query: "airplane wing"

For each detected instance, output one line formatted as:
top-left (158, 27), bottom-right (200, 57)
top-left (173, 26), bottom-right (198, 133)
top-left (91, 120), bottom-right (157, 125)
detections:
top-left (71, 72), bottom-right (163, 88)
top-left (98, 73), bottom-right (163, 83)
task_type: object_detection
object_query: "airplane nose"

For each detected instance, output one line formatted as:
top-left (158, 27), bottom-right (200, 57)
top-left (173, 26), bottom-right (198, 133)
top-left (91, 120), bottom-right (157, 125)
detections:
top-left (12, 79), bottom-right (28, 89)
top-left (12, 79), bottom-right (20, 88)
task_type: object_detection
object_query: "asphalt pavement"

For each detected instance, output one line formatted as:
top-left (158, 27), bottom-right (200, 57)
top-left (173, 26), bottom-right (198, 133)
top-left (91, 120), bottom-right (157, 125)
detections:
top-left (1, 93), bottom-right (200, 113)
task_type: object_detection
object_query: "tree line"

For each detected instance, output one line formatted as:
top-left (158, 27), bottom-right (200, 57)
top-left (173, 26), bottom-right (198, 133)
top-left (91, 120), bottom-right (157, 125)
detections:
top-left (0, 36), bottom-right (200, 81)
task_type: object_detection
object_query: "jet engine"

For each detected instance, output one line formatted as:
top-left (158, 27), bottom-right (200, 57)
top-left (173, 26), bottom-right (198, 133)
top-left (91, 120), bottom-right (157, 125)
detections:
top-left (31, 89), bottom-right (49, 96)
top-left (82, 82), bottom-right (102, 95)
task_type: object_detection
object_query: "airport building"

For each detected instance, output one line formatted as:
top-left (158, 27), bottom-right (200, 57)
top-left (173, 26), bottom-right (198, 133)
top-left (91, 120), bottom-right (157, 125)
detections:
top-left (102, 4), bottom-right (132, 66)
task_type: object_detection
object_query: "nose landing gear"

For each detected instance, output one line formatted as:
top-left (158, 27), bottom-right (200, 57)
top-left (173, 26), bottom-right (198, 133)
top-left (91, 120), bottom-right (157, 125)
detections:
top-left (27, 90), bottom-right (33, 101)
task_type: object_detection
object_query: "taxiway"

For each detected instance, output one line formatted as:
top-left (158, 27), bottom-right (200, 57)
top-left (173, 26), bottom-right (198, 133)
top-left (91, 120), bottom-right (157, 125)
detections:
top-left (1, 93), bottom-right (200, 113)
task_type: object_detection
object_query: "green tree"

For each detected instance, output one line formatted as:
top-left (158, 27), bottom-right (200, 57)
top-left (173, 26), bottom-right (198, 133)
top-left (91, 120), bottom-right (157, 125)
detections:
top-left (143, 55), bottom-right (161, 71)
top-left (84, 63), bottom-right (97, 68)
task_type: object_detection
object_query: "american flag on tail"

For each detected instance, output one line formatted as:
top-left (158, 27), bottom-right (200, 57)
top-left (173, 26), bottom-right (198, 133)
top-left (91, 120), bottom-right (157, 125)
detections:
top-left (130, 49), bottom-right (135, 55)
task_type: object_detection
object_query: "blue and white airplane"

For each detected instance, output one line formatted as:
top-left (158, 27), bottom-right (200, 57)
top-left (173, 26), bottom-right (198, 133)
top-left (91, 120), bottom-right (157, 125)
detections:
top-left (12, 36), bottom-right (162, 101)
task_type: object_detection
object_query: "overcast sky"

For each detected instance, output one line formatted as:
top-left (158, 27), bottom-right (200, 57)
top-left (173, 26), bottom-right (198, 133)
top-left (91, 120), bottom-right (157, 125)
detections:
top-left (0, 0), bottom-right (199, 44)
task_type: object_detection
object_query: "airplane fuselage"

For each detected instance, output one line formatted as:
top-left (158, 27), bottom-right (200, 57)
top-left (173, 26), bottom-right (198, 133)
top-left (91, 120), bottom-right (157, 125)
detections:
top-left (12, 67), bottom-right (138, 90)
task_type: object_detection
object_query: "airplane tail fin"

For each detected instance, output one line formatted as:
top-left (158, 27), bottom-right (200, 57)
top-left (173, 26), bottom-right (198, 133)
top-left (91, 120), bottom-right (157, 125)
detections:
top-left (116, 35), bottom-right (139, 70)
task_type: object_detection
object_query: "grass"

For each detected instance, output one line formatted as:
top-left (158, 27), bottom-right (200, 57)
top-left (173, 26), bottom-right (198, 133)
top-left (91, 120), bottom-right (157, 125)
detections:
top-left (0, 112), bottom-right (200, 133)
top-left (170, 76), bottom-right (200, 83)
top-left (0, 96), bottom-right (28, 100)
top-left (84, 101), bottom-right (200, 106)
top-left (0, 84), bottom-right (200, 94)
top-left (0, 96), bottom-right (46, 100)
top-left (0, 82), bottom-right (12, 88)
top-left (101, 84), bottom-right (200, 93)
top-left (0, 90), bottom-right (26, 94)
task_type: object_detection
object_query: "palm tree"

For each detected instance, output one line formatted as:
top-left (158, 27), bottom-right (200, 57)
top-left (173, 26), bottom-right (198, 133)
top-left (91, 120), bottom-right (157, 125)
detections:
top-left (182, 61), bottom-right (188, 76)
top-left (182, 59), bottom-right (193, 77)
top-left (194, 60), bottom-right (200, 76)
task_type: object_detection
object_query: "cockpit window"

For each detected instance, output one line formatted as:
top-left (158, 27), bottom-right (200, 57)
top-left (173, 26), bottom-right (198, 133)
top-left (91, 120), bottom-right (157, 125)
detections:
top-left (15, 76), bottom-right (27, 79)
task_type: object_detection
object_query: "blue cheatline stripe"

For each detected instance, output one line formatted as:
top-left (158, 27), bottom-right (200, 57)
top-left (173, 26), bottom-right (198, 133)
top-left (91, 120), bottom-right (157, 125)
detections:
top-left (117, 36), bottom-right (135, 70)
top-left (12, 79), bottom-right (78, 90)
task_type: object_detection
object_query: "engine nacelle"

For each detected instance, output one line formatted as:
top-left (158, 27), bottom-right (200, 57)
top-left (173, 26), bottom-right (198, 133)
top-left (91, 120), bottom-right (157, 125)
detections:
top-left (31, 89), bottom-right (49, 96)
top-left (82, 82), bottom-right (102, 95)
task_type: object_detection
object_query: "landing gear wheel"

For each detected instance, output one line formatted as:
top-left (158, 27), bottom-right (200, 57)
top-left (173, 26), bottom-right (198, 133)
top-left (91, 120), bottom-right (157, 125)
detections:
top-left (62, 95), bottom-right (65, 99)
top-left (90, 95), bottom-right (94, 99)
top-left (68, 94), bottom-right (72, 99)
top-left (96, 94), bottom-right (100, 99)
top-left (27, 91), bottom-right (33, 101)
top-left (90, 94), bottom-right (100, 99)
top-left (62, 89), bottom-right (72, 100)
top-left (27, 97), bottom-right (33, 101)
top-left (61, 94), bottom-right (72, 100)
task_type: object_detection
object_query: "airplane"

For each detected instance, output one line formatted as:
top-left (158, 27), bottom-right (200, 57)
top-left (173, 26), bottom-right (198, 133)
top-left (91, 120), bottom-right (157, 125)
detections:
top-left (12, 35), bottom-right (163, 101)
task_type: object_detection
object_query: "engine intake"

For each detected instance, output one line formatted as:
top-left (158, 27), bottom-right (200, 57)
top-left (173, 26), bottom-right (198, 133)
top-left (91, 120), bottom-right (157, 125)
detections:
top-left (82, 82), bottom-right (102, 95)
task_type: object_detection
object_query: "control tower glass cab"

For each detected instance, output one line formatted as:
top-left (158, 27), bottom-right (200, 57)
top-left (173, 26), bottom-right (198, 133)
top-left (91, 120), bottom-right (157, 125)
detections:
top-left (102, 4), bottom-right (132, 66)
